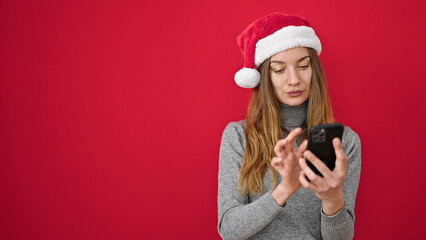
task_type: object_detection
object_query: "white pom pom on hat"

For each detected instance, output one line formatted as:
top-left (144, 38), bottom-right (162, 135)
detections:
top-left (234, 13), bottom-right (322, 88)
top-left (235, 67), bottom-right (261, 88)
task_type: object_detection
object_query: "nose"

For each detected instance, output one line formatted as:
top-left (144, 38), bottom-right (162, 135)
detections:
top-left (287, 68), bottom-right (300, 86)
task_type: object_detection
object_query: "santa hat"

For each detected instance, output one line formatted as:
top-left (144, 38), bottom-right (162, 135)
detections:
top-left (235, 13), bottom-right (322, 88)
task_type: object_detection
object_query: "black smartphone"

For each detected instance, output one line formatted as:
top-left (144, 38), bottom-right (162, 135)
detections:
top-left (306, 123), bottom-right (344, 177)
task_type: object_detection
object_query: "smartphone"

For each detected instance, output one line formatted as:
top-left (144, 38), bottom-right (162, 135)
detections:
top-left (306, 123), bottom-right (344, 177)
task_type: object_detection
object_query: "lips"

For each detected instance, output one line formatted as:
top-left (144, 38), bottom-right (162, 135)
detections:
top-left (287, 90), bottom-right (303, 97)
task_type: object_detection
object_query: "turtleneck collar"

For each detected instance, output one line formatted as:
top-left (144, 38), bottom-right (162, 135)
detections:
top-left (279, 100), bottom-right (308, 129)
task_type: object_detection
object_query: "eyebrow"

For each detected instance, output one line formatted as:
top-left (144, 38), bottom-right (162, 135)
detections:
top-left (270, 56), bottom-right (310, 64)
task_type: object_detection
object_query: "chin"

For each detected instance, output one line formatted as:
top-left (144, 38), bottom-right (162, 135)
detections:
top-left (280, 98), bottom-right (307, 106)
top-left (287, 102), bottom-right (304, 106)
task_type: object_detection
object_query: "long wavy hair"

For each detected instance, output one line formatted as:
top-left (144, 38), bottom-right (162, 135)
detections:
top-left (238, 48), bottom-right (334, 196)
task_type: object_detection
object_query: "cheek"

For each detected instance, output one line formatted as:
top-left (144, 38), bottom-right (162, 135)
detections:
top-left (270, 75), bottom-right (284, 89)
top-left (306, 83), bottom-right (312, 96)
top-left (306, 78), bottom-right (312, 91)
top-left (303, 71), bottom-right (313, 89)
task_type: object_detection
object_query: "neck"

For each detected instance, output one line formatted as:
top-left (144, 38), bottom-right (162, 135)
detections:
top-left (279, 101), bottom-right (308, 129)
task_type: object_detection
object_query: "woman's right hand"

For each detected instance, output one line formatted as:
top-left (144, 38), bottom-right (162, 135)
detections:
top-left (271, 127), bottom-right (307, 205)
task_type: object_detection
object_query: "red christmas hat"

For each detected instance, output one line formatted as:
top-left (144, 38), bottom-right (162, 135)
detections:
top-left (235, 13), bottom-right (322, 88)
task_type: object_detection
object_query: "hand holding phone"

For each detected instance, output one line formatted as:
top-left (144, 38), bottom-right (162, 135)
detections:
top-left (306, 123), bottom-right (343, 176)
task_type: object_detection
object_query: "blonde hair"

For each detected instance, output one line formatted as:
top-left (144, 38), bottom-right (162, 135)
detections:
top-left (238, 48), bottom-right (334, 196)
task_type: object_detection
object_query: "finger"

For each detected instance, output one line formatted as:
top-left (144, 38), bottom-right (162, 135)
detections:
top-left (283, 127), bottom-right (302, 154)
top-left (333, 138), bottom-right (347, 172)
top-left (299, 157), bottom-right (322, 184)
top-left (285, 127), bottom-right (302, 142)
top-left (303, 150), bottom-right (332, 179)
top-left (296, 139), bottom-right (308, 155)
top-left (299, 171), bottom-right (319, 192)
top-left (271, 157), bottom-right (284, 170)
top-left (274, 139), bottom-right (287, 158)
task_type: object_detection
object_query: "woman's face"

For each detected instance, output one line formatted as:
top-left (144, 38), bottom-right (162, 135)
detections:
top-left (269, 47), bottom-right (312, 106)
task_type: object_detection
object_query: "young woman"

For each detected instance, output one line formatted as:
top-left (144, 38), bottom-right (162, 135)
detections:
top-left (217, 13), bottom-right (361, 239)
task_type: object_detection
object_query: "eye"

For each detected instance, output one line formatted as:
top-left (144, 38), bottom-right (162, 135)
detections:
top-left (298, 65), bottom-right (309, 69)
top-left (272, 68), bottom-right (285, 74)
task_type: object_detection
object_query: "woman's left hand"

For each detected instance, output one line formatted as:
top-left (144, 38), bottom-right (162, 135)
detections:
top-left (298, 138), bottom-right (347, 216)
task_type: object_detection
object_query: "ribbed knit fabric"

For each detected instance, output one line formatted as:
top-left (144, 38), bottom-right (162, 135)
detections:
top-left (217, 102), bottom-right (361, 240)
top-left (280, 101), bottom-right (307, 129)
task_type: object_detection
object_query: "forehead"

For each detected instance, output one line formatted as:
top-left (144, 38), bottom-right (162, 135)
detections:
top-left (270, 47), bottom-right (309, 63)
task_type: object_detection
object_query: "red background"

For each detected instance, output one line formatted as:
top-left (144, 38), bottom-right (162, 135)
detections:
top-left (1, 0), bottom-right (425, 239)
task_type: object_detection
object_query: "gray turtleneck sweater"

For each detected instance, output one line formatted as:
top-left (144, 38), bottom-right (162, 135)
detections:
top-left (217, 102), bottom-right (361, 240)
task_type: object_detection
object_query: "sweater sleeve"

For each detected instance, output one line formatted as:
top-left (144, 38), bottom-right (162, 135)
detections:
top-left (217, 122), bottom-right (283, 240)
top-left (321, 127), bottom-right (361, 240)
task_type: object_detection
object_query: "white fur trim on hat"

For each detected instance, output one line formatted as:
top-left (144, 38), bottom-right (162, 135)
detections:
top-left (254, 26), bottom-right (321, 66)
top-left (234, 67), bottom-right (261, 88)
